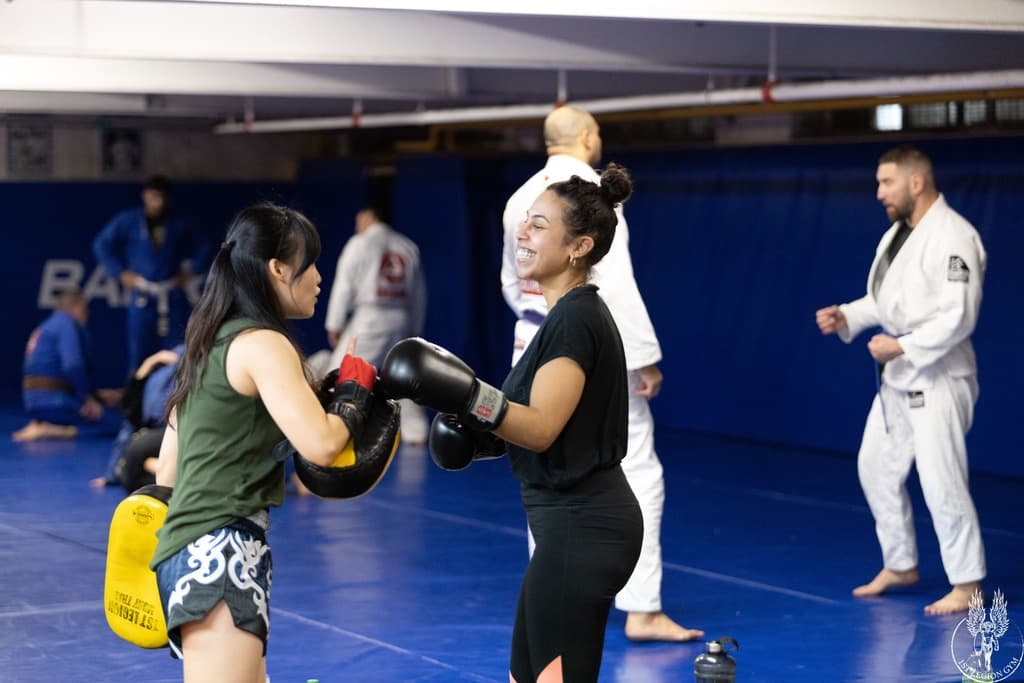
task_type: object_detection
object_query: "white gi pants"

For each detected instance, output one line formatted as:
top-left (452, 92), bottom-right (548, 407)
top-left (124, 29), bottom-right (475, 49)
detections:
top-left (857, 374), bottom-right (986, 586)
top-left (613, 370), bottom-right (666, 613)
top-left (526, 368), bottom-right (666, 614)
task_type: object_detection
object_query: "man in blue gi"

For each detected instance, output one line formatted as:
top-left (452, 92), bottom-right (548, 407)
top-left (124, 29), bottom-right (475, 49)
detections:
top-left (14, 290), bottom-right (122, 442)
top-left (92, 175), bottom-right (206, 374)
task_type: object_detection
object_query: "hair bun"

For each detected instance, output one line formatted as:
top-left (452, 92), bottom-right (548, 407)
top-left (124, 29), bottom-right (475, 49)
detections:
top-left (599, 163), bottom-right (633, 206)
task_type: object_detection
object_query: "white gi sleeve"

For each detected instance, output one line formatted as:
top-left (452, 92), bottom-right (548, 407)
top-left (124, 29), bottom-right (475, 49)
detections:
top-left (324, 238), bottom-right (360, 333)
top-left (897, 231), bottom-right (985, 370)
top-left (591, 208), bottom-right (662, 370)
top-left (838, 294), bottom-right (881, 343)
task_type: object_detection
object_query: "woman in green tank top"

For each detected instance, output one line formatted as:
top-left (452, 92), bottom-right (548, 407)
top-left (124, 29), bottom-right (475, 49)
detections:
top-left (150, 203), bottom-right (374, 682)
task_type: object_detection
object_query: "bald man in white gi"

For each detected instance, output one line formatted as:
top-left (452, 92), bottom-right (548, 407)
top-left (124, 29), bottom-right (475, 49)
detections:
top-left (502, 105), bottom-right (703, 642)
top-left (817, 145), bottom-right (987, 615)
top-left (325, 207), bottom-right (429, 443)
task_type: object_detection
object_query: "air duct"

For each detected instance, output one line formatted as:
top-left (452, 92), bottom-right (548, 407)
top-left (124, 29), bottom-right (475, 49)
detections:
top-left (214, 69), bottom-right (1024, 134)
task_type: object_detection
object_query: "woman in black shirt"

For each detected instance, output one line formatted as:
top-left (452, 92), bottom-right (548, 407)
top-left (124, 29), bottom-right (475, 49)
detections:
top-left (499, 163), bottom-right (642, 683)
top-left (380, 163), bottom-right (643, 683)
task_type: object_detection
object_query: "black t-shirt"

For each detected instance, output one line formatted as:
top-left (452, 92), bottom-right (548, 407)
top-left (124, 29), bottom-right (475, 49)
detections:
top-left (501, 285), bottom-right (629, 490)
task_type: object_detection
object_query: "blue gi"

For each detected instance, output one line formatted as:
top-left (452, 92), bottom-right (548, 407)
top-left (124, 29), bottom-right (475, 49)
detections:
top-left (22, 310), bottom-right (119, 436)
top-left (92, 206), bottom-right (204, 374)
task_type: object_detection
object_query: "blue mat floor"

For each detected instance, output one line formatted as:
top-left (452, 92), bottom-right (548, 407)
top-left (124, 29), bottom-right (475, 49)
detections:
top-left (1, 406), bottom-right (1022, 683)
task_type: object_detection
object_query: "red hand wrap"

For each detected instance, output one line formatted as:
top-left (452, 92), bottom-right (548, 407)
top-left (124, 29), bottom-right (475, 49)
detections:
top-left (338, 354), bottom-right (377, 392)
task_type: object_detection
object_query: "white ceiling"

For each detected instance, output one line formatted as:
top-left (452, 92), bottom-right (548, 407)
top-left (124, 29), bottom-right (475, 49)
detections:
top-left (2, 0), bottom-right (1023, 128)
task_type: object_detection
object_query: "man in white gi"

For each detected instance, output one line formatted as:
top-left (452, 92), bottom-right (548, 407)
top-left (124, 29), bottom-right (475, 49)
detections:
top-left (502, 105), bottom-right (703, 642)
top-left (325, 207), bottom-right (429, 444)
top-left (816, 145), bottom-right (987, 615)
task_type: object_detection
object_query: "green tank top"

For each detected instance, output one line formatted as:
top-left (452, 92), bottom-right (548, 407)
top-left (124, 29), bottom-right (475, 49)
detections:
top-left (151, 318), bottom-right (285, 568)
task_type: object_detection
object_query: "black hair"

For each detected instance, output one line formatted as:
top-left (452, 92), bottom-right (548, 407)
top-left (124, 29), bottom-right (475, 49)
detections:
top-left (879, 144), bottom-right (931, 168)
top-left (166, 202), bottom-right (321, 417)
top-left (879, 144), bottom-right (935, 185)
top-left (143, 175), bottom-right (170, 194)
top-left (361, 204), bottom-right (391, 225)
top-left (546, 162), bottom-right (633, 269)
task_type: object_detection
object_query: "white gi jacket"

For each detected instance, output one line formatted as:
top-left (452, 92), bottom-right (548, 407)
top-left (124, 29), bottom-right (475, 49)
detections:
top-left (324, 222), bottom-right (426, 365)
top-left (501, 155), bottom-right (662, 371)
top-left (839, 195), bottom-right (986, 392)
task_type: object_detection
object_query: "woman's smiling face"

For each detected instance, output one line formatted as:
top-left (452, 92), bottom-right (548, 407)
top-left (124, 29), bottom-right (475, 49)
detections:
top-left (515, 189), bottom-right (573, 284)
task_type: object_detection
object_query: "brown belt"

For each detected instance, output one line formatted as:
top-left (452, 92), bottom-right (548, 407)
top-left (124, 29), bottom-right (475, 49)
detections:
top-left (23, 376), bottom-right (75, 393)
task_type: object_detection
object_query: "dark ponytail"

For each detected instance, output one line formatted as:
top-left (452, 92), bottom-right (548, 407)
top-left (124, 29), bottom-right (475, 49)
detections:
top-left (165, 202), bottom-right (321, 419)
top-left (547, 162), bottom-right (633, 269)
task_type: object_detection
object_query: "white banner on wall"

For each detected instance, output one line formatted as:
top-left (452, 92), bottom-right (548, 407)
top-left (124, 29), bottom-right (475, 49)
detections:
top-left (36, 260), bottom-right (202, 309)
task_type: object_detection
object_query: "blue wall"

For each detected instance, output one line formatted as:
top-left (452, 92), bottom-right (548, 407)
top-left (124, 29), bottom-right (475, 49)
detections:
top-left (392, 137), bottom-right (1024, 479)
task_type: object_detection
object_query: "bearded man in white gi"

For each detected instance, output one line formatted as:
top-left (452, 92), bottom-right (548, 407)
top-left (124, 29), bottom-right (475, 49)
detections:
top-left (817, 145), bottom-right (987, 615)
top-left (501, 105), bottom-right (703, 642)
top-left (325, 207), bottom-right (429, 444)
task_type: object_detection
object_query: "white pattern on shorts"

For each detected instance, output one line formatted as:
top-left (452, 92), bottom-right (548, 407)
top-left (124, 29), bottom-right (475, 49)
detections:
top-left (167, 527), bottom-right (271, 631)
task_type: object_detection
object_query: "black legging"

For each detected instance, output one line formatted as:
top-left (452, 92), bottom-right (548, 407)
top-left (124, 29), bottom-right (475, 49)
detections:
top-left (117, 426), bottom-right (165, 493)
top-left (511, 465), bottom-right (643, 683)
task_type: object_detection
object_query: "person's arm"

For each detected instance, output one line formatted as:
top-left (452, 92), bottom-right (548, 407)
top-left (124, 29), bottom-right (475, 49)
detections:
top-left (155, 410), bottom-right (179, 487)
top-left (324, 243), bottom-right (357, 337)
top-left (377, 338), bottom-right (584, 454)
top-left (135, 349), bottom-right (181, 380)
top-left (93, 211), bottom-right (132, 282)
top-left (837, 294), bottom-right (881, 342)
top-left (897, 232), bottom-right (984, 369)
top-left (633, 363), bottom-right (663, 399)
top-left (494, 356), bottom-right (584, 453)
top-left (229, 329), bottom-right (352, 467)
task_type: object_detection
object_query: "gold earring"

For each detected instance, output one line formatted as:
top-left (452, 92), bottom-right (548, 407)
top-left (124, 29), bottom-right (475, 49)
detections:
top-left (570, 255), bottom-right (577, 268)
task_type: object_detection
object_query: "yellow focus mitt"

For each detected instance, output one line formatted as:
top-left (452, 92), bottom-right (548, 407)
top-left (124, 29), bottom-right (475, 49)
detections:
top-left (104, 484), bottom-right (172, 648)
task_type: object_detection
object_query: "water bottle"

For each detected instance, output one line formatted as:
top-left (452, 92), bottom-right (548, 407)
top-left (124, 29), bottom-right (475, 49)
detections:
top-left (694, 637), bottom-right (738, 682)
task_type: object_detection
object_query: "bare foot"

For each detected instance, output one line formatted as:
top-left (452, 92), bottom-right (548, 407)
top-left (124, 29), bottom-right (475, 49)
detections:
top-left (924, 583), bottom-right (980, 615)
top-left (13, 420), bottom-right (43, 442)
top-left (852, 568), bottom-right (920, 597)
top-left (625, 612), bottom-right (705, 643)
top-left (13, 421), bottom-right (77, 442)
